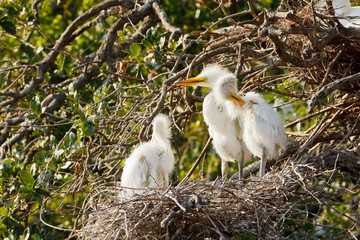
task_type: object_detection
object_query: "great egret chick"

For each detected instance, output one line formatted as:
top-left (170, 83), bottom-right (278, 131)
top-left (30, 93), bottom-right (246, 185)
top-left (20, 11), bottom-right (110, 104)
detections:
top-left (121, 114), bottom-right (175, 197)
top-left (176, 64), bottom-right (287, 177)
top-left (212, 73), bottom-right (287, 177)
top-left (228, 92), bottom-right (288, 177)
top-left (176, 65), bottom-right (251, 178)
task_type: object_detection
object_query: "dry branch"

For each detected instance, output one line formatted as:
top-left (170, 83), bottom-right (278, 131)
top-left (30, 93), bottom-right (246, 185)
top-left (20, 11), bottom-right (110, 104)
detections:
top-left (307, 149), bottom-right (360, 182)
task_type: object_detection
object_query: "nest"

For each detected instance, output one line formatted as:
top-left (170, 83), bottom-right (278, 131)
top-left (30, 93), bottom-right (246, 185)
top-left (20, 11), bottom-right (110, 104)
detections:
top-left (72, 164), bottom-right (318, 239)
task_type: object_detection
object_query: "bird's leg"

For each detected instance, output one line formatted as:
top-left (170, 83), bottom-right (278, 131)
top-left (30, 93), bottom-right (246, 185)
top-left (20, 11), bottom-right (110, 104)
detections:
top-left (163, 171), bottom-right (169, 187)
top-left (259, 148), bottom-right (267, 177)
top-left (237, 151), bottom-right (244, 180)
top-left (221, 159), bottom-right (229, 178)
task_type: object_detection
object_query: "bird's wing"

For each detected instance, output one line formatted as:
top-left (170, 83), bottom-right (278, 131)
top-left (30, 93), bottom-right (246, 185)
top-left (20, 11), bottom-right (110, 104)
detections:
top-left (138, 155), bottom-right (151, 188)
top-left (210, 126), bottom-right (237, 162)
top-left (243, 101), bottom-right (286, 156)
top-left (159, 149), bottom-right (175, 179)
top-left (121, 142), bottom-right (162, 189)
top-left (203, 93), bottom-right (229, 134)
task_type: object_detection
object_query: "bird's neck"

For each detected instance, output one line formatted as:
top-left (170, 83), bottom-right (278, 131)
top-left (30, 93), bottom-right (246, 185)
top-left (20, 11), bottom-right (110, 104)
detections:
top-left (152, 135), bottom-right (170, 149)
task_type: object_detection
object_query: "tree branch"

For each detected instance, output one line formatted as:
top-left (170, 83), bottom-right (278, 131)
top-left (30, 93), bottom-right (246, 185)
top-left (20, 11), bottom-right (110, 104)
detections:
top-left (307, 72), bottom-right (360, 113)
top-left (152, 1), bottom-right (183, 39)
top-left (306, 149), bottom-right (360, 183)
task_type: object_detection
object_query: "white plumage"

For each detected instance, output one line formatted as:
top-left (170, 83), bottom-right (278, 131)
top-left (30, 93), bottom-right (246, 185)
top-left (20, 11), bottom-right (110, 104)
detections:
top-left (176, 65), bottom-right (252, 178)
top-left (338, 6), bottom-right (360, 27)
top-left (317, 0), bottom-right (360, 28)
top-left (176, 64), bottom-right (287, 177)
top-left (121, 114), bottom-right (175, 197)
top-left (232, 92), bottom-right (287, 176)
top-left (227, 92), bottom-right (288, 157)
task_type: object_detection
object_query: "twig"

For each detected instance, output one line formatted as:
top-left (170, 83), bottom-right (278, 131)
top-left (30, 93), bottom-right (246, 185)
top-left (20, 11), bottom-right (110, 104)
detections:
top-left (177, 138), bottom-right (212, 187)
top-left (307, 72), bottom-right (360, 113)
top-left (152, 1), bottom-right (183, 39)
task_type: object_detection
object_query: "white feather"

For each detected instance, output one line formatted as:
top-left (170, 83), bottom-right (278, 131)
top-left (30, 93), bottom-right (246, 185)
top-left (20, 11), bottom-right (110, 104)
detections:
top-left (239, 92), bottom-right (287, 158)
top-left (190, 65), bottom-right (252, 176)
top-left (316, 0), bottom-right (360, 28)
top-left (180, 64), bottom-right (288, 177)
top-left (121, 114), bottom-right (175, 198)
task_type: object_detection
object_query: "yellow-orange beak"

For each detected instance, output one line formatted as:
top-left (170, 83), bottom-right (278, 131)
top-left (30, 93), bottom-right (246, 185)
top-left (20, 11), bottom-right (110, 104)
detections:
top-left (229, 93), bottom-right (245, 105)
top-left (175, 77), bottom-right (207, 86)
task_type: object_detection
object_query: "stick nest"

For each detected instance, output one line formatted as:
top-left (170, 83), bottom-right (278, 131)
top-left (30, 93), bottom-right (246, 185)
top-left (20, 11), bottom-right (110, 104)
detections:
top-left (72, 164), bottom-right (317, 239)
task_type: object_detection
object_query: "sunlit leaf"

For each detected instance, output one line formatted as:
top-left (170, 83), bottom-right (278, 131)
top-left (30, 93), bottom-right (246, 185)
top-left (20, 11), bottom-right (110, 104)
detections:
top-left (0, 207), bottom-right (7, 216)
top-left (129, 43), bottom-right (141, 57)
top-left (19, 170), bottom-right (35, 187)
top-left (54, 149), bottom-right (65, 156)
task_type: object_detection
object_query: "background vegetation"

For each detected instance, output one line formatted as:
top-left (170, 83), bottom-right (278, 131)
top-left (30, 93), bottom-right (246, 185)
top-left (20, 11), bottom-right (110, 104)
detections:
top-left (0, 0), bottom-right (360, 239)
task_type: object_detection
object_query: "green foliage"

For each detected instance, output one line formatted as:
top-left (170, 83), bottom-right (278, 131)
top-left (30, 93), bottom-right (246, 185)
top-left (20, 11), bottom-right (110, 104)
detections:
top-left (0, 1), bottom-right (230, 238)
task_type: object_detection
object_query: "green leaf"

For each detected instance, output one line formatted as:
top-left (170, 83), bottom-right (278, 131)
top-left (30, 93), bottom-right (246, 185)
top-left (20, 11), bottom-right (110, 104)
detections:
top-left (145, 61), bottom-right (161, 70)
top-left (19, 186), bottom-right (33, 193)
top-left (54, 148), bottom-right (65, 156)
top-left (20, 227), bottom-right (30, 240)
top-left (60, 161), bottom-right (72, 169)
top-left (139, 63), bottom-right (148, 78)
top-left (7, 5), bottom-right (21, 16)
top-left (0, 20), bottom-right (16, 34)
top-left (30, 97), bottom-right (41, 115)
top-left (129, 43), bottom-right (141, 57)
top-left (0, 207), bottom-right (7, 216)
top-left (30, 163), bottom-right (37, 175)
top-left (154, 50), bottom-right (162, 62)
top-left (31, 233), bottom-right (41, 240)
top-left (0, 73), bottom-right (4, 88)
top-left (159, 36), bottom-right (166, 49)
top-left (20, 43), bottom-right (34, 60)
top-left (35, 188), bottom-right (51, 197)
top-left (146, 28), bottom-right (154, 39)
top-left (69, 131), bottom-right (76, 144)
top-left (69, 82), bottom-right (76, 95)
top-left (34, 46), bottom-right (44, 55)
top-left (79, 117), bottom-right (95, 137)
top-left (96, 30), bottom-right (107, 41)
top-left (127, 64), bottom-right (138, 73)
top-left (19, 170), bottom-right (35, 187)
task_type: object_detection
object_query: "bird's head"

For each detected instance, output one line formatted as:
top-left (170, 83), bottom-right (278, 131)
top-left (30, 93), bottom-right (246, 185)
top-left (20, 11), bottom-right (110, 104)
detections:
top-left (175, 64), bottom-right (231, 88)
top-left (215, 77), bottom-right (245, 106)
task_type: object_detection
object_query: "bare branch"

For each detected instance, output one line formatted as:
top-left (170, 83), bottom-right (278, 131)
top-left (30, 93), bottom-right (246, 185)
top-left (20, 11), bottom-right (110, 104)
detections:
top-left (152, 1), bottom-right (183, 39)
top-left (307, 72), bottom-right (360, 113)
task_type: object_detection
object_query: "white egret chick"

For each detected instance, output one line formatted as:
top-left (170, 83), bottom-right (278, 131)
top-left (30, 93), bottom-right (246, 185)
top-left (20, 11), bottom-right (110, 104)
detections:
top-left (176, 64), bottom-right (287, 177)
top-left (121, 114), bottom-right (175, 197)
top-left (176, 65), bottom-right (252, 178)
top-left (230, 92), bottom-right (288, 177)
top-left (215, 73), bottom-right (287, 177)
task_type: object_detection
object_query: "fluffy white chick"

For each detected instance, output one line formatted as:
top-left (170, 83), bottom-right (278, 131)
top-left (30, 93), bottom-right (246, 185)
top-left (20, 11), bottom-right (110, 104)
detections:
top-left (176, 65), bottom-right (252, 178)
top-left (121, 114), bottom-right (175, 197)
